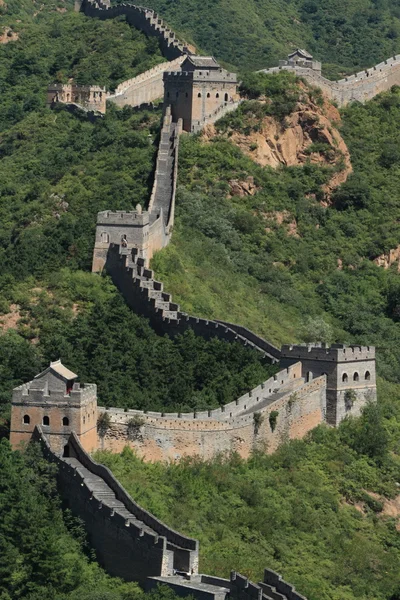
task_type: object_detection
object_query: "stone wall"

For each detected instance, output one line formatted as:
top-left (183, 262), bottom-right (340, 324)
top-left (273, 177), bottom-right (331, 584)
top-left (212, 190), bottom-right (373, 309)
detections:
top-left (98, 367), bottom-right (326, 460)
top-left (80, 0), bottom-right (190, 61)
top-left (260, 55), bottom-right (400, 106)
top-left (104, 244), bottom-right (281, 361)
top-left (34, 426), bottom-right (199, 582)
top-left (108, 57), bottom-right (184, 108)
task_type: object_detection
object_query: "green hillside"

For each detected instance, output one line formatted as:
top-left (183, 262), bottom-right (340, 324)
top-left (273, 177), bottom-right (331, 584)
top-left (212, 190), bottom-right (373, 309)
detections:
top-left (114, 0), bottom-right (400, 75)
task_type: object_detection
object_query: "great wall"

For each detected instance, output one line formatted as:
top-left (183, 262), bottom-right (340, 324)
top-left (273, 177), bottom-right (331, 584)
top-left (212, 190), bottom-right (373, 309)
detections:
top-left (10, 3), bottom-right (392, 599)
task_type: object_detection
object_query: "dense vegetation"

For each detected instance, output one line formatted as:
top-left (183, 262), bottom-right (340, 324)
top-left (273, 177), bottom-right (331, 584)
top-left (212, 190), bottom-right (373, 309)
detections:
top-left (0, 438), bottom-right (181, 600)
top-left (96, 380), bottom-right (400, 600)
top-left (152, 76), bottom-right (400, 383)
top-left (114, 0), bottom-right (400, 75)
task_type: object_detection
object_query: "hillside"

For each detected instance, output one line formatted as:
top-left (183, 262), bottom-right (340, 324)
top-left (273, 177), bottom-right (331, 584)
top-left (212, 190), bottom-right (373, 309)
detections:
top-left (152, 74), bottom-right (400, 384)
top-left (3, 3), bottom-right (400, 600)
top-left (112, 0), bottom-right (400, 76)
top-left (95, 380), bottom-right (400, 600)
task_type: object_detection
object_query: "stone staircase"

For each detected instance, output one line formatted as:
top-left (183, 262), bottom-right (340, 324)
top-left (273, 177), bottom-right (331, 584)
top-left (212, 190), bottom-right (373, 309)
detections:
top-left (63, 458), bottom-right (158, 534)
top-left (149, 119), bottom-right (177, 227)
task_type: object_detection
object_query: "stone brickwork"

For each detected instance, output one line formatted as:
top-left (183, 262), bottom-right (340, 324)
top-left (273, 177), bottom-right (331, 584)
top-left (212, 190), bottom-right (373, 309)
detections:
top-left (34, 424), bottom-right (307, 600)
top-left (99, 366), bottom-right (326, 460)
top-left (280, 344), bottom-right (376, 426)
top-left (163, 56), bottom-right (239, 132)
top-left (10, 360), bottom-right (97, 455)
top-left (108, 57), bottom-right (185, 108)
top-left (92, 109), bottom-right (181, 271)
top-left (261, 50), bottom-right (400, 106)
top-left (47, 83), bottom-right (108, 113)
top-left (79, 0), bottom-right (191, 60)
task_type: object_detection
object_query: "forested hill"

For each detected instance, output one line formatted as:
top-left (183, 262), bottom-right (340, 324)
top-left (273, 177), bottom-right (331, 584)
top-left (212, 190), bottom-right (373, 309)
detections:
top-left (112, 0), bottom-right (400, 77)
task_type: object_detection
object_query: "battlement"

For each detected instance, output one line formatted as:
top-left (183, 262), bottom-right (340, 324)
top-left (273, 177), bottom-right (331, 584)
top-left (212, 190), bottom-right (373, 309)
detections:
top-left (281, 343), bottom-right (375, 362)
top-left (12, 381), bottom-right (97, 405)
top-left (96, 209), bottom-right (149, 226)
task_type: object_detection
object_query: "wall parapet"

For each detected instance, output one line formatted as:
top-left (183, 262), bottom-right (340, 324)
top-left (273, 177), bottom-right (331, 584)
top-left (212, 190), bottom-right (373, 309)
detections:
top-left (259, 54), bottom-right (400, 106)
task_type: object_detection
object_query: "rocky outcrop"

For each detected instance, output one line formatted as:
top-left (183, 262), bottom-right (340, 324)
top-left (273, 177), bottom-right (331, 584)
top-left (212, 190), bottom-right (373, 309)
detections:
top-left (374, 246), bottom-right (400, 271)
top-left (210, 89), bottom-right (352, 199)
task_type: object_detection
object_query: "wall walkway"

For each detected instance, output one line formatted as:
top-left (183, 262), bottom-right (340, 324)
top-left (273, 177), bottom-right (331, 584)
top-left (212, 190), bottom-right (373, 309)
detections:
top-left (34, 425), bottom-right (308, 599)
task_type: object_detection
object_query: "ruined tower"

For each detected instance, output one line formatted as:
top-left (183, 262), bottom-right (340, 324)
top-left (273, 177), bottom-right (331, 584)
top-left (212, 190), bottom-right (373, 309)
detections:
top-left (163, 55), bottom-right (238, 132)
top-left (280, 344), bottom-right (376, 426)
top-left (10, 360), bottom-right (98, 455)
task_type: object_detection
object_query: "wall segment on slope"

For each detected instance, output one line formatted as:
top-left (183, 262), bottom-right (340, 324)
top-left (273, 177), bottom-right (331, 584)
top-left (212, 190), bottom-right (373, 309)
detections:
top-left (260, 54), bottom-right (400, 106)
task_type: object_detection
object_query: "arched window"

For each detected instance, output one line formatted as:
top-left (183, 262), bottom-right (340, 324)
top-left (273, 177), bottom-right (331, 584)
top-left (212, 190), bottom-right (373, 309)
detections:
top-left (66, 93), bottom-right (70, 102)
top-left (185, 92), bottom-right (188, 97)
top-left (365, 371), bottom-right (371, 381)
top-left (176, 91), bottom-right (179, 98)
top-left (207, 92), bottom-right (210, 98)
top-left (353, 372), bottom-right (359, 382)
top-left (216, 93), bottom-right (219, 98)
top-left (197, 92), bottom-right (202, 98)
top-left (101, 232), bottom-right (109, 243)
top-left (224, 93), bottom-right (228, 101)
top-left (342, 373), bottom-right (348, 383)
top-left (43, 416), bottom-right (50, 426)
top-left (306, 371), bottom-right (313, 383)
top-left (62, 417), bottom-right (69, 426)
top-left (63, 444), bottom-right (70, 457)
top-left (167, 91), bottom-right (170, 98)
top-left (23, 415), bottom-right (30, 424)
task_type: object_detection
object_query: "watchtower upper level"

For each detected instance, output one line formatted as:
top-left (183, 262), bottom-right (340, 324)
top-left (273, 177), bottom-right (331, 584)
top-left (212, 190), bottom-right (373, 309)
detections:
top-left (163, 56), bottom-right (238, 132)
top-left (10, 361), bottom-right (98, 455)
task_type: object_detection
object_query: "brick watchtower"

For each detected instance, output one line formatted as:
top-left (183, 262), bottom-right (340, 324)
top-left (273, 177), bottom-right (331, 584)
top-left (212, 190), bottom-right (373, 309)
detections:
top-left (280, 344), bottom-right (376, 426)
top-left (10, 360), bottom-right (98, 456)
top-left (163, 56), bottom-right (238, 132)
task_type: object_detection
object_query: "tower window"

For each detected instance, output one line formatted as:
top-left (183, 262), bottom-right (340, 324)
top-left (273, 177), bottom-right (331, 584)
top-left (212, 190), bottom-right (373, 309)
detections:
top-left (216, 93), bottom-right (219, 98)
top-left (353, 372), bottom-right (359, 382)
top-left (43, 416), bottom-right (50, 426)
top-left (207, 92), bottom-right (210, 98)
top-left (342, 373), bottom-right (348, 383)
top-left (197, 92), bottom-right (202, 98)
top-left (23, 415), bottom-right (30, 424)
top-left (365, 371), bottom-right (371, 381)
top-left (167, 91), bottom-right (170, 98)
top-left (185, 92), bottom-right (188, 97)
top-left (224, 93), bottom-right (228, 101)
top-left (62, 417), bottom-right (69, 426)
top-left (176, 91), bottom-right (179, 98)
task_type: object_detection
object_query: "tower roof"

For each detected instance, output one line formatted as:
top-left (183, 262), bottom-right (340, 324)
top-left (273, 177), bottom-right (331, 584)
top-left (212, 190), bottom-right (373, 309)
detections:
top-left (35, 360), bottom-right (78, 382)
top-left (288, 48), bottom-right (313, 60)
top-left (182, 56), bottom-right (220, 69)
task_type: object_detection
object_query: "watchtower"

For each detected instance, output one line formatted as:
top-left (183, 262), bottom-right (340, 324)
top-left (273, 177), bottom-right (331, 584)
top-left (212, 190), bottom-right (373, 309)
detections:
top-left (47, 83), bottom-right (108, 114)
top-left (279, 49), bottom-right (322, 74)
top-left (280, 344), bottom-right (376, 426)
top-left (163, 55), bottom-right (238, 132)
top-left (10, 360), bottom-right (98, 456)
top-left (92, 207), bottom-right (157, 272)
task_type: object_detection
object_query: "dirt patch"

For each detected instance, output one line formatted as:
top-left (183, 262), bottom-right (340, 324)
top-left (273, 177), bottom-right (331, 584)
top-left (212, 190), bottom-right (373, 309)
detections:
top-left (263, 210), bottom-right (299, 238)
top-left (57, 6), bottom-right (67, 12)
top-left (0, 27), bottom-right (18, 44)
top-left (0, 304), bottom-right (21, 331)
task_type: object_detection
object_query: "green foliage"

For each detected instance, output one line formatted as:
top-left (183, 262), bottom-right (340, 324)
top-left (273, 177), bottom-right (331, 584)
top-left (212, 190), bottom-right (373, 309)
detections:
top-left (268, 410), bottom-right (279, 432)
top-left (114, 0), bottom-right (400, 75)
top-left (0, 438), bottom-right (164, 600)
top-left (253, 411), bottom-right (264, 434)
top-left (94, 380), bottom-right (400, 600)
top-left (97, 411), bottom-right (112, 437)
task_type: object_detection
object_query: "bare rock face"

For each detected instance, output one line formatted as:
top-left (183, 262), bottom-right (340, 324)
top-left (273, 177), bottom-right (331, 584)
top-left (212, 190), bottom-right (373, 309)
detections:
top-left (209, 86), bottom-right (352, 200)
top-left (0, 27), bottom-right (18, 44)
top-left (228, 176), bottom-right (258, 197)
top-left (374, 246), bottom-right (400, 271)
